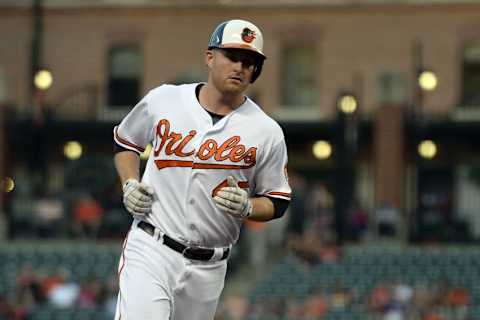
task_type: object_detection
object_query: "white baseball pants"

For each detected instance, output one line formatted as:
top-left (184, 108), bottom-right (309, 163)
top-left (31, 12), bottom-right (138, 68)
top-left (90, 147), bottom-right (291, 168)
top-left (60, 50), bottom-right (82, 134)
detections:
top-left (114, 220), bottom-right (228, 320)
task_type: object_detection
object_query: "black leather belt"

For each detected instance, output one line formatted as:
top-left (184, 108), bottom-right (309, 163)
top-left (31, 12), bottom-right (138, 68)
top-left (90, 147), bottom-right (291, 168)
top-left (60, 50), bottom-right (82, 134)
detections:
top-left (137, 221), bottom-right (229, 261)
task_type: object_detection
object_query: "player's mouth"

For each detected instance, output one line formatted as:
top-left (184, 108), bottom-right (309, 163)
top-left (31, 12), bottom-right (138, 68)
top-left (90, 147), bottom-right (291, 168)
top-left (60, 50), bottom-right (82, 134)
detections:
top-left (228, 76), bottom-right (243, 84)
top-left (228, 76), bottom-right (243, 83)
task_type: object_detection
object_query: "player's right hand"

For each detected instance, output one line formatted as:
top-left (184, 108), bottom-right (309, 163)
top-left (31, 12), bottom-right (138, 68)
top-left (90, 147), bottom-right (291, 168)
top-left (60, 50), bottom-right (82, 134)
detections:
top-left (122, 179), bottom-right (154, 216)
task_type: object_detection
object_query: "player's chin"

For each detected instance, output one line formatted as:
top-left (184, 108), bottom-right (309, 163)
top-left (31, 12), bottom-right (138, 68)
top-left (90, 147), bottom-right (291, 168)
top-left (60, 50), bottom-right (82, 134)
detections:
top-left (224, 80), bottom-right (248, 94)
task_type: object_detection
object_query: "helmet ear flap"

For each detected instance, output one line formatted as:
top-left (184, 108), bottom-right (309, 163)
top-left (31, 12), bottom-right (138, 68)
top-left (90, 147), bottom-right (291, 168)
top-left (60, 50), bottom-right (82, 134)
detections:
top-left (251, 59), bottom-right (264, 83)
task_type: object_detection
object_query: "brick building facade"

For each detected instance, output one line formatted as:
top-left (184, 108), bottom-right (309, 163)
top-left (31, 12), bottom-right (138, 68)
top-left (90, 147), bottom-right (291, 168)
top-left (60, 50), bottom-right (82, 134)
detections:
top-left (1, 0), bottom-right (480, 241)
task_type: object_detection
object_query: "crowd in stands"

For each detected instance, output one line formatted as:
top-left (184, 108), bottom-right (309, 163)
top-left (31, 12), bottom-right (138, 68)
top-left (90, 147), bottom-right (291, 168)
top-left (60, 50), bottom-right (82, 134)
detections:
top-left (215, 171), bottom-right (472, 320)
top-left (366, 278), bottom-right (470, 320)
top-left (0, 265), bottom-right (118, 319)
top-left (6, 177), bottom-right (130, 240)
top-left (215, 277), bottom-right (471, 320)
top-left (0, 260), bottom-right (471, 320)
top-left (1, 170), bottom-right (474, 319)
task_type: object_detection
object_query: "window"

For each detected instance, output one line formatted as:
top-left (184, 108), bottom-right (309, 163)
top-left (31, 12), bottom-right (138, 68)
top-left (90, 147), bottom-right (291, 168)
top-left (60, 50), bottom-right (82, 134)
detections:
top-left (461, 41), bottom-right (480, 106)
top-left (280, 46), bottom-right (316, 108)
top-left (376, 70), bottom-right (407, 107)
top-left (415, 167), bottom-right (457, 242)
top-left (107, 46), bottom-right (142, 107)
top-left (0, 68), bottom-right (7, 104)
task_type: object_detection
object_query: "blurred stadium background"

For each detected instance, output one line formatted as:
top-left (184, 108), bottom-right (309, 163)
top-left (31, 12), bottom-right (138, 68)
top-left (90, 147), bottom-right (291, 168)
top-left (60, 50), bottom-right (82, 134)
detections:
top-left (1, 0), bottom-right (480, 319)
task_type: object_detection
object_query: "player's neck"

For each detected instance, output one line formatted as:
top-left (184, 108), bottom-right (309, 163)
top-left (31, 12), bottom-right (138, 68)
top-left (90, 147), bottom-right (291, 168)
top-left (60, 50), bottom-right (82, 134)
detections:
top-left (200, 83), bottom-right (246, 115)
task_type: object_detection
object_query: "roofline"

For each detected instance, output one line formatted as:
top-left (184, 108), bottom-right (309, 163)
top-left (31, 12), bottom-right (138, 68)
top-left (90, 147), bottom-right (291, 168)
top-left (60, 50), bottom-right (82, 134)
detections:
top-left (1, 0), bottom-right (480, 9)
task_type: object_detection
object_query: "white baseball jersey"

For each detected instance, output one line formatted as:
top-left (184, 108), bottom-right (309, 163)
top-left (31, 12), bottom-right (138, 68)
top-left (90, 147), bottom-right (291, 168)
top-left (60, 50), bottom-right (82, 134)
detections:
top-left (114, 83), bottom-right (291, 248)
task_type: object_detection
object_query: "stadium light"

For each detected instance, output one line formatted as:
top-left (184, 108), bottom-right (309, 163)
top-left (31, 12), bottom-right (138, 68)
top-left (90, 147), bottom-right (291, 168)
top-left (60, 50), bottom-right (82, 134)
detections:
top-left (418, 139), bottom-right (437, 159)
top-left (337, 94), bottom-right (358, 114)
top-left (418, 70), bottom-right (437, 92)
top-left (64, 141), bottom-right (83, 160)
top-left (2, 177), bottom-right (15, 193)
top-left (312, 140), bottom-right (332, 160)
top-left (34, 69), bottom-right (53, 91)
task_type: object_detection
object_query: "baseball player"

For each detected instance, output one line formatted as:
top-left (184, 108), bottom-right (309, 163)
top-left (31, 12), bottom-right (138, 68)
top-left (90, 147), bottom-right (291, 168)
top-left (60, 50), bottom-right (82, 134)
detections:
top-left (112, 19), bottom-right (291, 320)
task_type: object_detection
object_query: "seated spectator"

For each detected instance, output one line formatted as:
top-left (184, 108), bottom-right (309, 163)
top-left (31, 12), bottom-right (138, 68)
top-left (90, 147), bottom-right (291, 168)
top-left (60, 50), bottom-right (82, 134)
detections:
top-left (319, 240), bottom-right (341, 263)
top-left (47, 271), bottom-right (80, 309)
top-left (34, 193), bottom-right (64, 238)
top-left (16, 264), bottom-right (45, 303)
top-left (304, 287), bottom-right (328, 319)
top-left (392, 280), bottom-right (414, 308)
top-left (376, 201), bottom-right (400, 238)
top-left (41, 272), bottom-right (63, 299)
top-left (284, 299), bottom-right (304, 319)
top-left (412, 283), bottom-right (434, 310)
top-left (49, 282), bottom-right (80, 309)
top-left (446, 286), bottom-right (470, 320)
top-left (219, 294), bottom-right (249, 320)
top-left (15, 264), bottom-right (45, 319)
top-left (0, 295), bottom-right (14, 320)
top-left (368, 281), bottom-right (392, 314)
top-left (430, 278), bottom-right (450, 307)
top-left (446, 286), bottom-right (469, 307)
top-left (42, 268), bottom-right (79, 309)
top-left (72, 193), bottom-right (104, 238)
top-left (347, 201), bottom-right (369, 241)
top-left (383, 309), bottom-right (405, 320)
top-left (306, 183), bottom-right (335, 243)
top-left (77, 277), bottom-right (103, 309)
top-left (422, 311), bottom-right (446, 320)
top-left (330, 281), bottom-right (352, 309)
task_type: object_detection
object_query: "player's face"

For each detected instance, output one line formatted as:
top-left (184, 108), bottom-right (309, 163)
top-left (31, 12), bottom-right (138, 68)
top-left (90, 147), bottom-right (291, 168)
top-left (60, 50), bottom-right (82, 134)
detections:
top-left (206, 48), bottom-right (256, 95)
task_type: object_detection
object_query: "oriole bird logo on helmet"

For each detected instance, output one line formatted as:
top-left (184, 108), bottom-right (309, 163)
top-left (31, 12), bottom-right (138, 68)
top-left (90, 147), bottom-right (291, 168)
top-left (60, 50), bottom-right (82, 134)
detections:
top-left (241, 28), bottom-right (256, 43)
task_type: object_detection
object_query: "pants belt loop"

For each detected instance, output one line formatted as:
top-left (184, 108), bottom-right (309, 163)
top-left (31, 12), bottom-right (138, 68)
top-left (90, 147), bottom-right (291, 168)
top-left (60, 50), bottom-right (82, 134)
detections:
top-left (153, 227), bottom-right (161, 241)
top-left (210, 247), bottom-right (224, 262)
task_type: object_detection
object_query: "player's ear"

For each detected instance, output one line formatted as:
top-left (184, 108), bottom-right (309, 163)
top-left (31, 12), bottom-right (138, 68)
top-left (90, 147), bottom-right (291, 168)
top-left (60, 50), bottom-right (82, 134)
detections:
top-left (205, 50), bottom-right (214, 68)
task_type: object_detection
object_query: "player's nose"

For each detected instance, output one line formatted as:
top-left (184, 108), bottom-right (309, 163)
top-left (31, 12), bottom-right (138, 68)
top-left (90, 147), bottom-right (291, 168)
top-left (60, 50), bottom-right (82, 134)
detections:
top-left (231, 60), bottom-right (243, 71)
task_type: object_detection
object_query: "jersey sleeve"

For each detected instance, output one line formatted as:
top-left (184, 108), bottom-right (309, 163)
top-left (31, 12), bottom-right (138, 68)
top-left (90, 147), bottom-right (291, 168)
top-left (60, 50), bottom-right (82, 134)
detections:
top-left (254, 138), bottom-right (292, 201)
top-left (113, 93), bottom-right (155, 154)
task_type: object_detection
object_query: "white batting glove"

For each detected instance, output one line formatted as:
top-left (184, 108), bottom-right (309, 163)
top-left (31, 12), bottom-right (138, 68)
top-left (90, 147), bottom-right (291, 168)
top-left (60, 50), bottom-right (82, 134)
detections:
top-left (122, 179), bottom-right (154, 217)
top-left (213, 176), bottom-right (252, 219)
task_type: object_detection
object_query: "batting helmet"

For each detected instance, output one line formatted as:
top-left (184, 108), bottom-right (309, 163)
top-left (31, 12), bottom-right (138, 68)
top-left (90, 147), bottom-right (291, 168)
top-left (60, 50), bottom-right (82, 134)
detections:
top-left (208, 19), bottom-right (266, 83)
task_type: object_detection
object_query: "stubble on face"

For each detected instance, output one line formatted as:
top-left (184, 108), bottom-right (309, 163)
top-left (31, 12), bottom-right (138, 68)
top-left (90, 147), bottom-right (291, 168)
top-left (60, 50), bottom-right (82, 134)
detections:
top-left (210, 50), bottom-right (252, 96)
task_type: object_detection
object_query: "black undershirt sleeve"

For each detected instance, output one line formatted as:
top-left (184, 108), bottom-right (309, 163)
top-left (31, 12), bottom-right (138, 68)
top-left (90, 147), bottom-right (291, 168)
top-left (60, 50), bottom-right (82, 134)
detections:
top-left (266, 197), bottom-right (290, 219)
top-left (114, 142), bottom-right (140, 154)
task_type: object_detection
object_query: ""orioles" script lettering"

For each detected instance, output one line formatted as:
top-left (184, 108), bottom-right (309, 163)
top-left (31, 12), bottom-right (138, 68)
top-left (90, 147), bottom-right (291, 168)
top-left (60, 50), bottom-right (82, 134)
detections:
top-left (153, 119), bottom-right (257, 170)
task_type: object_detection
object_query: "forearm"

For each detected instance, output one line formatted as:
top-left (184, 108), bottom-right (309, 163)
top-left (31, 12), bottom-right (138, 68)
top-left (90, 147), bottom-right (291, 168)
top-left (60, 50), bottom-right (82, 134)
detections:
top-left (114, 151), bottom-right (141, 185)
top-left (248, 197), bottom-right (275, 222)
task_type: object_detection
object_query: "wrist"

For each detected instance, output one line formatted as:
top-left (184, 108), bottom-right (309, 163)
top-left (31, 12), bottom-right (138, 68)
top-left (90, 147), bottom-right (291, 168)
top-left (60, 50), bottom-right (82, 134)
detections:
top-left (123, 178), bottom-right (139, 192)
top-left (243, 199), bottom-right (253, 218)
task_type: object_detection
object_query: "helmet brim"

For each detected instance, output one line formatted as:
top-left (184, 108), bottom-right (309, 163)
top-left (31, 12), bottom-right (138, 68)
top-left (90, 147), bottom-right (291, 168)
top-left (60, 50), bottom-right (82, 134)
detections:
top-left (208, 44), bottom-right (266, 60)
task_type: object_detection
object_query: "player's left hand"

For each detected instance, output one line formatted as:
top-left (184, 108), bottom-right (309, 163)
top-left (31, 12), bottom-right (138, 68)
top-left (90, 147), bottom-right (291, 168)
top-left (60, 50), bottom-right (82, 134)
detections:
top-left (213, 176), bottom-right (252, 219)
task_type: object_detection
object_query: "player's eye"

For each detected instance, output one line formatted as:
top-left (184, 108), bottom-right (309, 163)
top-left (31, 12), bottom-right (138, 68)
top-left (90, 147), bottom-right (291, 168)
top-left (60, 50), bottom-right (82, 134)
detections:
top-left (222, 50), bottom-right (256, 68)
